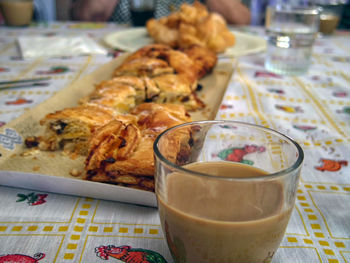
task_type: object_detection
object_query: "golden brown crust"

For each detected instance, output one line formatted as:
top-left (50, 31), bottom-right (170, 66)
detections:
top-left (123, 44), bottom-right (173, 63)
top-left (37, 104), bottom-right (117, 152)
top-left (145, 1), bottom-right (235, 53)
top-left (96, 76), bottom-right (146, 101)
top-left (99, 44), bottom-right (214, 112)
top-left (147, 77), bottom-right (202, 111)
top-left (131, 103), bottom-right (192, 131)
top-left (94, 75), bottom-right (160, 102)
top-left (25, 41), bottom-right (217, 192)
top-left (40, 104), bottom-right (116, 126)
top-left (181, 45), bottom-right (218, 79)
top-left (152, 74), bottom-right (192, 100)
top-left (85, 120), bottom-right (142, 171)
top-left (122, 44), bottom-right (200, 83)
top-left (165, 49), bottom-right (198, 83)
top-left (103, 131), bottom-right (156, 176)
top-left (84, 103), bottom-right (192, 189)
top-left (146, 19), bottom-right (179, 47)
top-left (113, 57), bottom-right (174, 78)
top-left (85, 84), bottom-right (137, 112)
top-left (86, 170), bottom-right (155, 191)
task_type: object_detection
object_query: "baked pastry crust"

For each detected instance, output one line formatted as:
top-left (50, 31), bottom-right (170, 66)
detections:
top-left (146, 1), bottom-right (235, 53)
top-left (25, 42), bottom-right (217, 192)
top-left (110, 44), bottom-right (215, 111)
top-left (96, 76), bottom-right (146, 102)
top-left (27, 104), bottom-right (117, 153)
top-left (123, 44), bottom-right (173, 63)
top-left (122, 44), bottom-right (199, 84)
top-left (113, 57), bottom-right (174, 78)
top-left (181, 45), bottom-right (217, 79)
top-left (150, 74), bottom-right (200, 110)
top-left (84, 103), bottom-right (192, 191)
top-left (86, 84), bottom-right (137, 113)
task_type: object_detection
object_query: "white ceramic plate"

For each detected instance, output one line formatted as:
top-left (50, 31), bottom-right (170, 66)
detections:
top-left (103, 27), bottom-right (266, 57)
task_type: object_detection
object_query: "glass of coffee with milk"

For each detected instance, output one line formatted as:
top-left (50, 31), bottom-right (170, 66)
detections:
top-left (154, 120), bottom-right (304, 263)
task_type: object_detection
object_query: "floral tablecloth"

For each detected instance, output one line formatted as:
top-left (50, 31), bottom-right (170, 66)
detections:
top-left (0, 22), bottom-right (349, 263)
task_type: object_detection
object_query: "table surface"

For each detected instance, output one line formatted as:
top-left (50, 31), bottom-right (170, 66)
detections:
top-left (0, 22), bottom-right (350, 263)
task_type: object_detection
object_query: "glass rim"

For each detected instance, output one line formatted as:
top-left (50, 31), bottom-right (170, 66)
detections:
top-left (272, 5), bottom-right (321, 14)
top-left (153, 120), bottom-right (304, 181)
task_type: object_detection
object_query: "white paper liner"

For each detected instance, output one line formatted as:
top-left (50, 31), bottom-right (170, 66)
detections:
top-left (18, 36), bottom-right (108, 59)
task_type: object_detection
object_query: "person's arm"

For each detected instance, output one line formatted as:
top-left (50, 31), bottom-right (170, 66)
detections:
top-left (71, 0), bottom-right (119, 21)
top-left (205, 0), bottom-right (251, 25)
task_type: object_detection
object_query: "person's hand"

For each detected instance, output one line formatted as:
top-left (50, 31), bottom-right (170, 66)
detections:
top-left (71, 0), bottom-right (119, 21)
top-left (206, 0), bottom-right (251, 25)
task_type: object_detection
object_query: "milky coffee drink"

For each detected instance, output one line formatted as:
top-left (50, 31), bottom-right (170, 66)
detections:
top-left (158, 161), bottom-right (292, 263)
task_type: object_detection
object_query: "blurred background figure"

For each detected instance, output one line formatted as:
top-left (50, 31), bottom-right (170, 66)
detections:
top-left (250, 0), bottom-right (268, 25)
top-left (339, 3), bottom-right (350, 28)
top-left (70, 0), bottom-right (119, 22)
top-left (33, 0), bottom-right (56, 21)
top-left (69, 0), bottom-right (251, 25)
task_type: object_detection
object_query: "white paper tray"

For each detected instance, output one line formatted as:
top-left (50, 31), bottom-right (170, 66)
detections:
top-left (0, 55), bottom-right (234, 207)
top-left (0, 170), bottom-right (157, 207)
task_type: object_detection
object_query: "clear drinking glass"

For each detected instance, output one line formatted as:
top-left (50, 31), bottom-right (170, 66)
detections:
top-left (154, 120), bottom-right (304, 263)
top-left (265, 4), bottom-right (320, 75)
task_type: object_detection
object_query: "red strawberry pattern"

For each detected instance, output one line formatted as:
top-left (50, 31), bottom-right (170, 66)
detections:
top-left (0, 67), bottom-right (10, 72)
top-left (293, 124), bottom-right (317, 131)
top-left (0, 253), bottom-right (45, 263)
top-left (16, 193), bottom-right (48, 206)
top-left (254, 71), bottom-right (282, 78)
top-left (217, 144), bottom-right (266, 165)
top-left (95, 245), bottom-right (167, 263)
top-left (315, 159), bottom-right (348, 172)
top-left (36, 66), bottom-right (69, 74)
top-left (220, 104), bottom-right (233, 110)
top-left (5, 98), bottom-right (33, 105)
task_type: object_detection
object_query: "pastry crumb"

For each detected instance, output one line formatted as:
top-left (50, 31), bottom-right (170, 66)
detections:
top-left (33, 165), bottom-right (40, 171)
top-left (70, 168), bottom-right (81, 177)
top-left (20, 149), bottom-right (39, 157)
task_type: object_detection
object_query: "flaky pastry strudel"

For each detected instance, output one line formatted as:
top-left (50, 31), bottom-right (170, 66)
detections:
top-left (109, 44), bottom-right (216, 111)
top-left (150, 73), bottom-right (203, 110)
top-left (113, 57), bottom-right (174, 78)
top-left (122, 44), bottom-right (200, 84)
top-left (25, 104), bottom-right (118, 154)
top-left (24, 43), bottom-right (218, 192)
top-left (84, 103), bottom-right (192, 191)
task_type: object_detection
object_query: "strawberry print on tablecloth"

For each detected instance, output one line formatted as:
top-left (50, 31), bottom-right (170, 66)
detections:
top-left (16, 193), bottom-right (48, 206)
top-left (96, 245), bottom-right (167, 263)
top-left (0, 253), bottom-right (45, 263)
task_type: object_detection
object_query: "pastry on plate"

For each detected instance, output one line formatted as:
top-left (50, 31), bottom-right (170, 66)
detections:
top-left (80, 75), bottom-right (161, 113)
top-left (131, 102), bottom-right (191, 131)
top-left (123, 44), bottom-right (200, 83)
top-left (25, 104), bottom-right (117, 154)
top-left (181, 44), bottom-right (217, 79)
top-left (108, 44), bottom-right (214, 111)
top-left (122, 44), bottom-right (173, 63)
top-left (150, 73), bottom-right (204, 110)
top-left (97, 75), bottom-right (160, 101)
top-left (84, 103), bottom-right (192, 191)
top-left (113, 57), bottom-right (174, 78)
top-left (84, 84), bottom-right (137, 113)
top-left (146, 1), bottom-right (235, 53)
